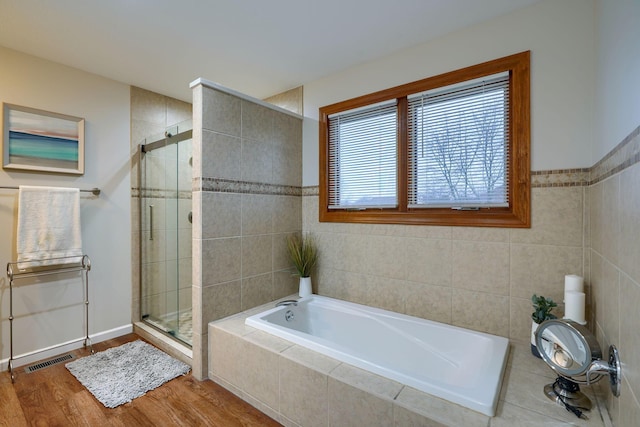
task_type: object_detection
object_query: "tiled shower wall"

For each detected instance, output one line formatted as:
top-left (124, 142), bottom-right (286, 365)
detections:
top-left (191, 81), bottom-right (303, 379)
top-left (263, 86), bottom-right (303, 116)
top-left (130, 87), bottom-right (192, 323)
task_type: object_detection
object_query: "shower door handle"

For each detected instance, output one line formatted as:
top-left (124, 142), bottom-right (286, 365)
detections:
top-left (149, 205), bottom-right (154, 240)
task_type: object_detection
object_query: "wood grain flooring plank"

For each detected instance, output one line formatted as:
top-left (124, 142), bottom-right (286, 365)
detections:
top-left (0, 375), bottom-right (28, 427)
top-left (15, 382), bottom-right (72, 426)
top-left (64, 390), bottom-right (119, 426)
top-left (177, 376), bottom-right (281, 426)
top-left (2, 333), bottom-right (282, 427)
top-left (154, 377), bottom-right (253, 426)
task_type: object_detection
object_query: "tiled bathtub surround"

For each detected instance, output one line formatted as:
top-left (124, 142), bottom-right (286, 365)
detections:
top-left (589, 125), bottom-right (640, 425)
top-left (191, 79), bottom-right (303, 379)
top-left (303, 185), bottom-right (585, 341)
top-left (302, 124), bottom-right (640, 425)
top-left (209, 303), bottom-right (608, 427)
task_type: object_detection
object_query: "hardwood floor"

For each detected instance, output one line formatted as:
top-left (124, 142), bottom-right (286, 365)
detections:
top-left (0, 334), bottom-right (281, 426)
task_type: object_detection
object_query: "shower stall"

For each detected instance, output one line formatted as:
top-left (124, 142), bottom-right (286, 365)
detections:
top-left (138, 121), bottom-right (193, 346)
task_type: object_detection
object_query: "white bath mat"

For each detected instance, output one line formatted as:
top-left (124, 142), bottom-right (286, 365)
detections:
top-left (65, 340), bottom-right (190, 408)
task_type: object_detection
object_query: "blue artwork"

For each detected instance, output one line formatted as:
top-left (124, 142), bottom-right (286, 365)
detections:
top-left (3, 104), bottom-right (83, 174)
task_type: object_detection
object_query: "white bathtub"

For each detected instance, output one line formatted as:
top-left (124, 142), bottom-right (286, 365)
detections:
top-left (245, 295), bottom-right (509, 416)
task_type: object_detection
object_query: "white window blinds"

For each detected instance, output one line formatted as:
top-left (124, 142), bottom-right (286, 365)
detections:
top-left (408, 72), bottom-right (510, 208)
top-left (328, 100), bottom-right (398, 209)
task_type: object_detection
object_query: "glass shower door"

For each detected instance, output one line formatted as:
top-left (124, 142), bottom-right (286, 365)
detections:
top-left (139, 124), bottom-right (192, 345)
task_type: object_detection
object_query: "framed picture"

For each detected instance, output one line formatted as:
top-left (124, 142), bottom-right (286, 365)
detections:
top-left (2, 103), bottom-right (85, 175)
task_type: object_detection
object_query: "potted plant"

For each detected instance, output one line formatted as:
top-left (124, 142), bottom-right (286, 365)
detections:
top-left (531, 294), bottom-right (557, 358)
top-left (286, 233), bottom-right (318, 297)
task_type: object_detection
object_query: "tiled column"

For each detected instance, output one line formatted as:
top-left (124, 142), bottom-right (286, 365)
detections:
top-left (192, 81), bottom-right (302, 379)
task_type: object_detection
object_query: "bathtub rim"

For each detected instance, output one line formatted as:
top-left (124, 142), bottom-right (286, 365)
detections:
top-left (245, 294), bottom-right (509, 417)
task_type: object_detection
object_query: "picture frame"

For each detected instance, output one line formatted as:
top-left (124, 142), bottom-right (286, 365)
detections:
top-left (2, 103), bottom-right (85, 175)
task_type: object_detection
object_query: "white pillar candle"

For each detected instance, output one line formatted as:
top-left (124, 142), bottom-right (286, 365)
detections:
top-left (564, 274), bottom-right (584, 302)
top-left (564, 274), bottom-right (584, 292)
top-left (564, 290), bottom-right (586, 324)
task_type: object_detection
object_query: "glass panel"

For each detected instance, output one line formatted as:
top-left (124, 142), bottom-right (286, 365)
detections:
top-left (408, 73), bottom-right (510, 208)
top-left (328, 101), bottom-right (398, 209)
top-left (140, 124), bottom-right (192, 346)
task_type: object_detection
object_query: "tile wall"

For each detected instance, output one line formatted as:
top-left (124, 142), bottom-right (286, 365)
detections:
top-left (263, 86), bottom-right (304, 116)
top-left (191, 82), bottom-right (303, 379)
top-left (301, 124), bottom-right (640, 426)
top-left (589, 126), bottom-right (640, 425)
top-left (302, 183), bottom-right (585, 342)
top-left (132, 82), bottom-right (638, 423)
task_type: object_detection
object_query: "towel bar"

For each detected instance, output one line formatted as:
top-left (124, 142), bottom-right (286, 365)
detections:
top-left (5, 254), bottom-right (94, 383)
top-left (0, 186), bottom-right (101, 196)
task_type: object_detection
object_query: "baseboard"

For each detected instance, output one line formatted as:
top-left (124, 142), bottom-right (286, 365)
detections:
top-left (0, 324), bottom-right (133, 371)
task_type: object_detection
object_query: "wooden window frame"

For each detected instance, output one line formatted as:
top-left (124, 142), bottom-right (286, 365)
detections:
top-left (319, 51), bottom-right (530, 228)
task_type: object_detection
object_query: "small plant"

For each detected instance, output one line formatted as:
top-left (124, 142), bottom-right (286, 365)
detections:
top-left (286, 234), bottom-right (318, 278)
top-left (531, 294), bottom-right (557, 324)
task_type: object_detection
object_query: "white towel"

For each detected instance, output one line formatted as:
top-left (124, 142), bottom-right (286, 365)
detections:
top-left (17, 185), bottom-right (83, 268)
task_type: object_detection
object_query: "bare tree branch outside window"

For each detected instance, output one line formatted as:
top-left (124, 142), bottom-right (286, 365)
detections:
top-left (413, 86), bottom-right (507, 207)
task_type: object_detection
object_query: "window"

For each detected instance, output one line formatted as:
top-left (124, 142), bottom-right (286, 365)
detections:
top-left (319, 51), bottom-right (530, 227)
top-left (328, 101), bottom-right (398, 209)
top-left (408, 72), bottom-right (510, 208)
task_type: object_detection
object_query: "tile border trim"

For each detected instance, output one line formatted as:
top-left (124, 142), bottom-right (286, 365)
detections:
top-left (131, 188), bottom-right (192, 199)
top-left (590, 124), bottom-right (640, 185)
top-left (300, 124), bottom-right (640, 193)
top-left (530, 169), bottom-right (590, 188)
top-left (195, 177), bottom-right (302, 196)
top-left (134, 124), bottom-right (640, 198)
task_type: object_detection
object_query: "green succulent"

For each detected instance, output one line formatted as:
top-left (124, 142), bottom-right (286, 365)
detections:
top-left (531, 294), bottom-right (557, 324)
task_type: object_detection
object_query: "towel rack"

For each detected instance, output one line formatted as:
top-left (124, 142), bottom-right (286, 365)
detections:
top-left (0, 186), bottom-right (101, 195)
top-left (6, 255), bottom-right (94, 382)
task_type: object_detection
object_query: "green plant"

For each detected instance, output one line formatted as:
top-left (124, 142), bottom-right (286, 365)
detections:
top-left (531, 294), bottom-right (557, 324)
top-left (286, 234), bottom-right (318, 278)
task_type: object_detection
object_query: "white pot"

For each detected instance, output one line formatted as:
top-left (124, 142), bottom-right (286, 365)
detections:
top-left (299, 276), bottom-right (312, 298)
top-left (531, 321), bottom-right (542, 358)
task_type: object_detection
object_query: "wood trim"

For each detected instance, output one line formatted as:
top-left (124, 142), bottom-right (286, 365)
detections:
top-left (319, 51), bottom-right (531, 228)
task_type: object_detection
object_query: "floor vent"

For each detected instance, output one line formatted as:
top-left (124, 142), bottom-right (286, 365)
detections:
top-left (24, 353), bottom-right (74, 374)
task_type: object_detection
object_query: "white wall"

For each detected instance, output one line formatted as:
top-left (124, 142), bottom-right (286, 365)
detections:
top-left (302, 0), bottom-right (596, 186)
top-left (594, 0), bottom-right (640, 158)
top-left (0, 46), bottom-right (131, 364)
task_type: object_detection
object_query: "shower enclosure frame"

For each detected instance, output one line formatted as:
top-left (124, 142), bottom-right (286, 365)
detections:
top-left (137, 127), bottom-right (193, 346)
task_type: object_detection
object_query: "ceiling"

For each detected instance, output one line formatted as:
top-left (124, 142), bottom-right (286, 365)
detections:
top-left (0, 0), bottom-right (541, 103)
